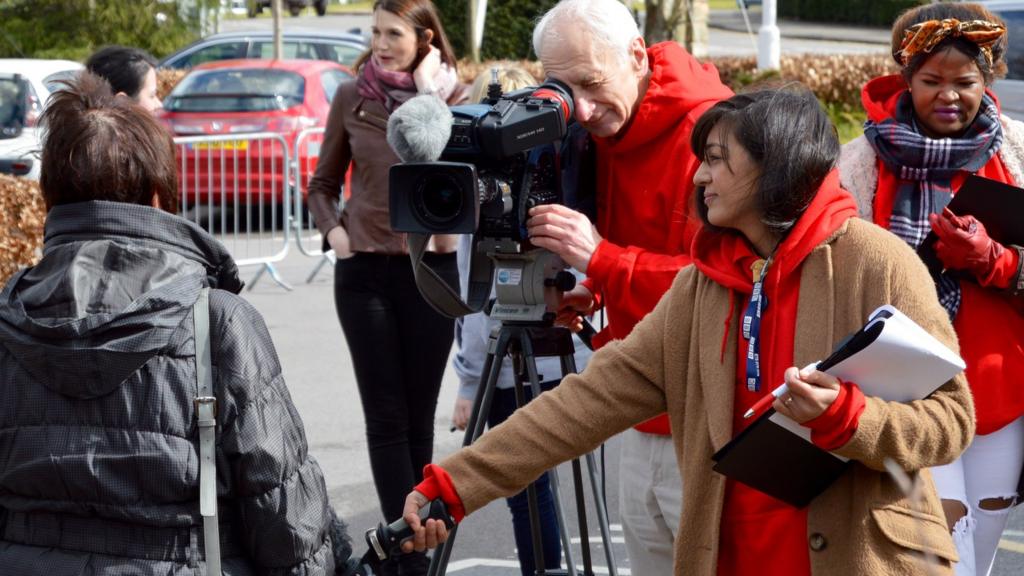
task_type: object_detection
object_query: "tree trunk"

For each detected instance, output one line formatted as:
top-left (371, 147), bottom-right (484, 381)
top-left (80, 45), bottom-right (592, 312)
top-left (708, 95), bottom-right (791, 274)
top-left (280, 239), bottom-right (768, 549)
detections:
top-left (272, 0), bottom-right (283, 59)
top-left (643, 0), bottom-right (708, 57)
top-left (644, 0), bottom-right (688, 46)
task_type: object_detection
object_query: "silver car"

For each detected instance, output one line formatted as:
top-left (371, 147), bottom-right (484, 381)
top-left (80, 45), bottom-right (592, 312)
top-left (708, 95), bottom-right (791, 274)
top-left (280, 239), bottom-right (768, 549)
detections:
top-left (984, 1), bottom-right (1024, 119)
top-left (160, 29), bottom-right (367, 71)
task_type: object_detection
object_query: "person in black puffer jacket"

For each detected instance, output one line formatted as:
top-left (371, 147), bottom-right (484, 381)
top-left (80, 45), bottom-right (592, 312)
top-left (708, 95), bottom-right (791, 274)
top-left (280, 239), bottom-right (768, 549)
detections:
top-left (0, 72), bottom-right (355, 575)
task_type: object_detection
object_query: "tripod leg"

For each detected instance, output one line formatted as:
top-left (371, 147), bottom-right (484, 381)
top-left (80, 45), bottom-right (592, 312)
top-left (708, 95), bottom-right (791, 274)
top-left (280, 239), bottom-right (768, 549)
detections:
top-left (428, 329), bottom-right (514, 576)
top-left (469, 328), bottom-right (513, 443)
top-left (428, 523), bottom-right (457, 576)
top-left (586, 452), bottom-right (618, 576)
top-left (544, 467), bottom-right (578, 576)
top-left (525, 478), bottom-right (546, 575)
top-left (530, 348), bottom-right (577, 575)
top-left (560, 350), bottom-right (617, 576)
top-left (571, 458), bottom-right (595, 576)
top-left (514, 332), bottom-right (551, 575)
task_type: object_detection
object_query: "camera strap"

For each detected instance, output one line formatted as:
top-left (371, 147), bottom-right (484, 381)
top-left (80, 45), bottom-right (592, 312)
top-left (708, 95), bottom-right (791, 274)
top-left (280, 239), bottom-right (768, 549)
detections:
top-left (408, 233), bottom-right (493, 317)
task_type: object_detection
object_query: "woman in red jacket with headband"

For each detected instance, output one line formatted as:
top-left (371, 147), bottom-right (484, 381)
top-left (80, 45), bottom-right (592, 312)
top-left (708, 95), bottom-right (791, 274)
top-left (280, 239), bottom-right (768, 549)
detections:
top-left (839, 4), bottom-right (1024, 575)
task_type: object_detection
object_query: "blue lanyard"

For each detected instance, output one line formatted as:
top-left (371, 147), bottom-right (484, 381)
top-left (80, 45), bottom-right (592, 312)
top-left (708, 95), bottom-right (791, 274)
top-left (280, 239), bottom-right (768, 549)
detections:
top-left (742, 259), bottom-right (770, 392)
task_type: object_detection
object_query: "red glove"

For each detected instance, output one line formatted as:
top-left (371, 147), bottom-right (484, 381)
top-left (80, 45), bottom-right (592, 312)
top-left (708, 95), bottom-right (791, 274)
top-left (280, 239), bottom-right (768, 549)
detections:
top-left (929, 209), bottom-right (1019, 289)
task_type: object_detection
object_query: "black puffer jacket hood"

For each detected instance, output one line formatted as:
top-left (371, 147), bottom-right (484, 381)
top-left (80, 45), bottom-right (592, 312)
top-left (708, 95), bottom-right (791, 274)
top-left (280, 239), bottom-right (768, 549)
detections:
top-left (0, 201), bottom-right (243, 400)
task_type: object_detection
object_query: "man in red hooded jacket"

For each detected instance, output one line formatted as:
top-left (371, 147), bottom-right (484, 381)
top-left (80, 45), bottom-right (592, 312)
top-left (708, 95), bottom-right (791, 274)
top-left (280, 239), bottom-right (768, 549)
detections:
top-left (524, 0), bottom-right (733, 572)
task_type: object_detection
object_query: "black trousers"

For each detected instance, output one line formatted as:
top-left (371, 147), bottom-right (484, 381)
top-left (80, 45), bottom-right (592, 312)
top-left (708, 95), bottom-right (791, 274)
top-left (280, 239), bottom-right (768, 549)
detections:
top-left (334, 252), bottom-right (457, 522)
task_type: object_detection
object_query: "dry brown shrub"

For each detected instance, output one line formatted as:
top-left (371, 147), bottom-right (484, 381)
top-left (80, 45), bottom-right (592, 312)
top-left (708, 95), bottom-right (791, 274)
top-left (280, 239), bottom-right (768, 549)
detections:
top-left (0, 174), bottom-right (46, 286)
top-left (458, 53), bottom-right (896, 113)
top-left (707, 53), bottom-right (898, 112)
top-left (157, 68), bottom-right (188, 101)
top-left (457, 59), bottom-right (544, 85)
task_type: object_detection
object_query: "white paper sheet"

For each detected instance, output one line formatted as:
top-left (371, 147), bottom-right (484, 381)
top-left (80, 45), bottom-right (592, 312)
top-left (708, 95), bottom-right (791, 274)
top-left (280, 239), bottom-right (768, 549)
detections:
top-left (829, 305), bottom-right (965, 402)
top-left (767, 304), bottom-right (965, 457)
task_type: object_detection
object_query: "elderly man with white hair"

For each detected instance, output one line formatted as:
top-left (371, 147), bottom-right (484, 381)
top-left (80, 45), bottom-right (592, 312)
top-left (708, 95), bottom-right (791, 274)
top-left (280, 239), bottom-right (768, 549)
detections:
top-left (527, 0), bottom-right (733, 573)
top-left (401, 0), bottom-right (733, 573)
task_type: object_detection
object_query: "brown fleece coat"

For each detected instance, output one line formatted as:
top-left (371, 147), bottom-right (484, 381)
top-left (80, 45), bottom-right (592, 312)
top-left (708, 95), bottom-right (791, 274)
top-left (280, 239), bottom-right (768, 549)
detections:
top-left (440, 217), bottom-right (974, 575)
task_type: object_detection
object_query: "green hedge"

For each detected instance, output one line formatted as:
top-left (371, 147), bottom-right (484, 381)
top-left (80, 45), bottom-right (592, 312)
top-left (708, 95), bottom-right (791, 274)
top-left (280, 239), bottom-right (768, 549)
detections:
top-left (779, 0), bottom-right (925, 27)
top-left (0, 0), bottom-right (207, 60)
top-left (435, 0), bottom-right (559, 61)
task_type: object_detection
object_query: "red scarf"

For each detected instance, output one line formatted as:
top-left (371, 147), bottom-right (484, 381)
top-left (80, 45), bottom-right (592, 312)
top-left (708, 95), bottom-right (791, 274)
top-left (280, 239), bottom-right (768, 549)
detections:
top-left (356, 55), bottom-right (457, 112)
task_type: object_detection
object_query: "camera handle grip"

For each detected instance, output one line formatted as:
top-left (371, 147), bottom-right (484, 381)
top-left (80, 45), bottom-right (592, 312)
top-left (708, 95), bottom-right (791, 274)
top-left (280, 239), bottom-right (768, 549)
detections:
top-left (366, 500), bottom-right (455, 561)
top-left (577, 319), bottom-right (597, 351)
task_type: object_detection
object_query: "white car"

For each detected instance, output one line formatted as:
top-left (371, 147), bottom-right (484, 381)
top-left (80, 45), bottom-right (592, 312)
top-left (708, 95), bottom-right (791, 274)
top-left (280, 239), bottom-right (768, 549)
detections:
top-left (983, 1), bottom-right (1024, 119)
top-left (0, 59), bottom-right (83, 179)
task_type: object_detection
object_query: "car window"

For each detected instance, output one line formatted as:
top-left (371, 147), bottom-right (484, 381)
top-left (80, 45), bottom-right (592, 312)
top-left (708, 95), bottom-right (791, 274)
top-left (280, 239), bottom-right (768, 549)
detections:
top-left (999, 10), bottom-right (1024, 81)
top-left (165, 68), bottom-right (306, 112)
top-left (320, 69), bottom-right (352, 103)
top-left (181, 42), bottom-right (248, 69)
top-left (318, 42), bottom-right (365, 67)
top-left (252, 41), bottom-right (320, 60)
top-left (0, 77), bottom-right (27, 138)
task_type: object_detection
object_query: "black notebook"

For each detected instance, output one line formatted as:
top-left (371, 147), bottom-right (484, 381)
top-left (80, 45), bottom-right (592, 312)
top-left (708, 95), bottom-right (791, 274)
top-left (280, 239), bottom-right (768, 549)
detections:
top-left (918, 175), bottom-right (1024, 276)
top-left (712, 305), bottom-right (965, 508)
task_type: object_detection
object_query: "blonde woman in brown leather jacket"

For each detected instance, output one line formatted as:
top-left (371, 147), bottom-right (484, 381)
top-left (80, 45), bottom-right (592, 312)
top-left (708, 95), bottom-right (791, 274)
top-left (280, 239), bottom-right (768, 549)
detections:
top-left (306, 2), bottom-right (467, 574)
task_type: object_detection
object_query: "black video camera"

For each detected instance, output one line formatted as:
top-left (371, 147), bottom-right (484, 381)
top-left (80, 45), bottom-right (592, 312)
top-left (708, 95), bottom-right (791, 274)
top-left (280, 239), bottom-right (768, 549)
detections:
top-left (389, 79), bottom-right (591, 242)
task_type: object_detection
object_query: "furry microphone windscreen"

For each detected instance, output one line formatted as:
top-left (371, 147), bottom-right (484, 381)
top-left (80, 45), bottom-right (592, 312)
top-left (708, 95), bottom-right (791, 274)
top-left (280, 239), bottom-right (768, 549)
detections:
top-left (386, 95), bottom-right (454, 163)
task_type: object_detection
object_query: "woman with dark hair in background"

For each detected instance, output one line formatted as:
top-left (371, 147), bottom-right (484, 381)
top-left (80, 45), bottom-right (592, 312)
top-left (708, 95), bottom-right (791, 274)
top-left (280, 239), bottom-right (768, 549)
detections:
top-left (306, 1), bottom-right (467, 574)
top-left (402, 88), bottom-right (974, 576)
top-left (839, 4), bottom-right (1024, 574)
top-left (86, 44), bottom-right (163, 113)
top-left (0, 72), bottom-right (352, 575)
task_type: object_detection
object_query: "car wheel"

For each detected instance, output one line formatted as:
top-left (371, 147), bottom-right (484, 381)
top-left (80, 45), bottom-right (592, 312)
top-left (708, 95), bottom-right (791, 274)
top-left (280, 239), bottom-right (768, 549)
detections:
top-left (289, 4), bottom-right (303, 16)
top-left (315, 0), bottom-right (327, 16)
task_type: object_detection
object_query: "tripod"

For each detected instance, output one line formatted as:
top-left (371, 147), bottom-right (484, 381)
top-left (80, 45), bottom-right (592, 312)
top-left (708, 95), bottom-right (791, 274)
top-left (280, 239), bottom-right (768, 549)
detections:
top-left (427, 322), bottom-right (618, 576)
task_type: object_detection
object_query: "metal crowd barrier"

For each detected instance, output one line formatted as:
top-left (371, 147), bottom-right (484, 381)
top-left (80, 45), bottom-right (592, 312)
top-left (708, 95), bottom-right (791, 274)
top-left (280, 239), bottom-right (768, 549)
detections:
top-left (292, 127), bottom-right (339, 284)
top-left (172, 132), bottom-right (293, 291)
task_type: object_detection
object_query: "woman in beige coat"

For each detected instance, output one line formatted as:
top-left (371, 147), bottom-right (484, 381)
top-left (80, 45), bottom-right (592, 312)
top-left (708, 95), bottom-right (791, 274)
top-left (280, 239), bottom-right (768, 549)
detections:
top-left (402, 88), bottom-right (974, 575)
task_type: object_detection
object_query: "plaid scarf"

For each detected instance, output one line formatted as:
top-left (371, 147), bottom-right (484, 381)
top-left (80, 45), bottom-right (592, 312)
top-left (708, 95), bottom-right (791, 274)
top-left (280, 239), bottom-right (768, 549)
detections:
top-left (863, 91), bottom-right (1003, 319)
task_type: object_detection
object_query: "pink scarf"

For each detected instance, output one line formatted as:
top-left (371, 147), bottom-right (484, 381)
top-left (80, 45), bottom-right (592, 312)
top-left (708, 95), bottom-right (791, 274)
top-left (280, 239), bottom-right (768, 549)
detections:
top-left (357, 56), bottom-right (457, 112)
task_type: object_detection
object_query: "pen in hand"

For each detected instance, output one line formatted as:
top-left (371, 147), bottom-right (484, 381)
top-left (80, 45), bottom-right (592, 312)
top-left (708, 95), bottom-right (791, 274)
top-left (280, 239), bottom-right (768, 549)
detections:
top-left (742, 362), bottom-right (819, 419)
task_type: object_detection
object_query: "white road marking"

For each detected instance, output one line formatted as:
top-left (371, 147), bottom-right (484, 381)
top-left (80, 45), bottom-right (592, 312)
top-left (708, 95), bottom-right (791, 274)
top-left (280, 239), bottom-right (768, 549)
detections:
top-left (447, 559), bottom-right (631, 575)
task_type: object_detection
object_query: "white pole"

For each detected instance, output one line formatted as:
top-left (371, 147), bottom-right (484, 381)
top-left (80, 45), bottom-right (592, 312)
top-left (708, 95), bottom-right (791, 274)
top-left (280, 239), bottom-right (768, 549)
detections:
top-left (468, 0), bottom-right (477, 62)
top-left (473, 0), bottom-right (488, 58)
top-left (757, 0), bottom-right (781, 71)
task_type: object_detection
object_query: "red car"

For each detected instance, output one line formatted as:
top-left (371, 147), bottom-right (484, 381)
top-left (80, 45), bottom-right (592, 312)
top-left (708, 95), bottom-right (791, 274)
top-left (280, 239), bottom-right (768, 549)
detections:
top-left (160, 59), bottom-right (351, 209)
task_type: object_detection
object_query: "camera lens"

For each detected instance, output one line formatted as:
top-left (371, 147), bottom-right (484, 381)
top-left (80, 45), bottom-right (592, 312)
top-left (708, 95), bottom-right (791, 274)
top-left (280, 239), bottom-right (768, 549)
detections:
top-left (415, 173), bottom-right (465, 228)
